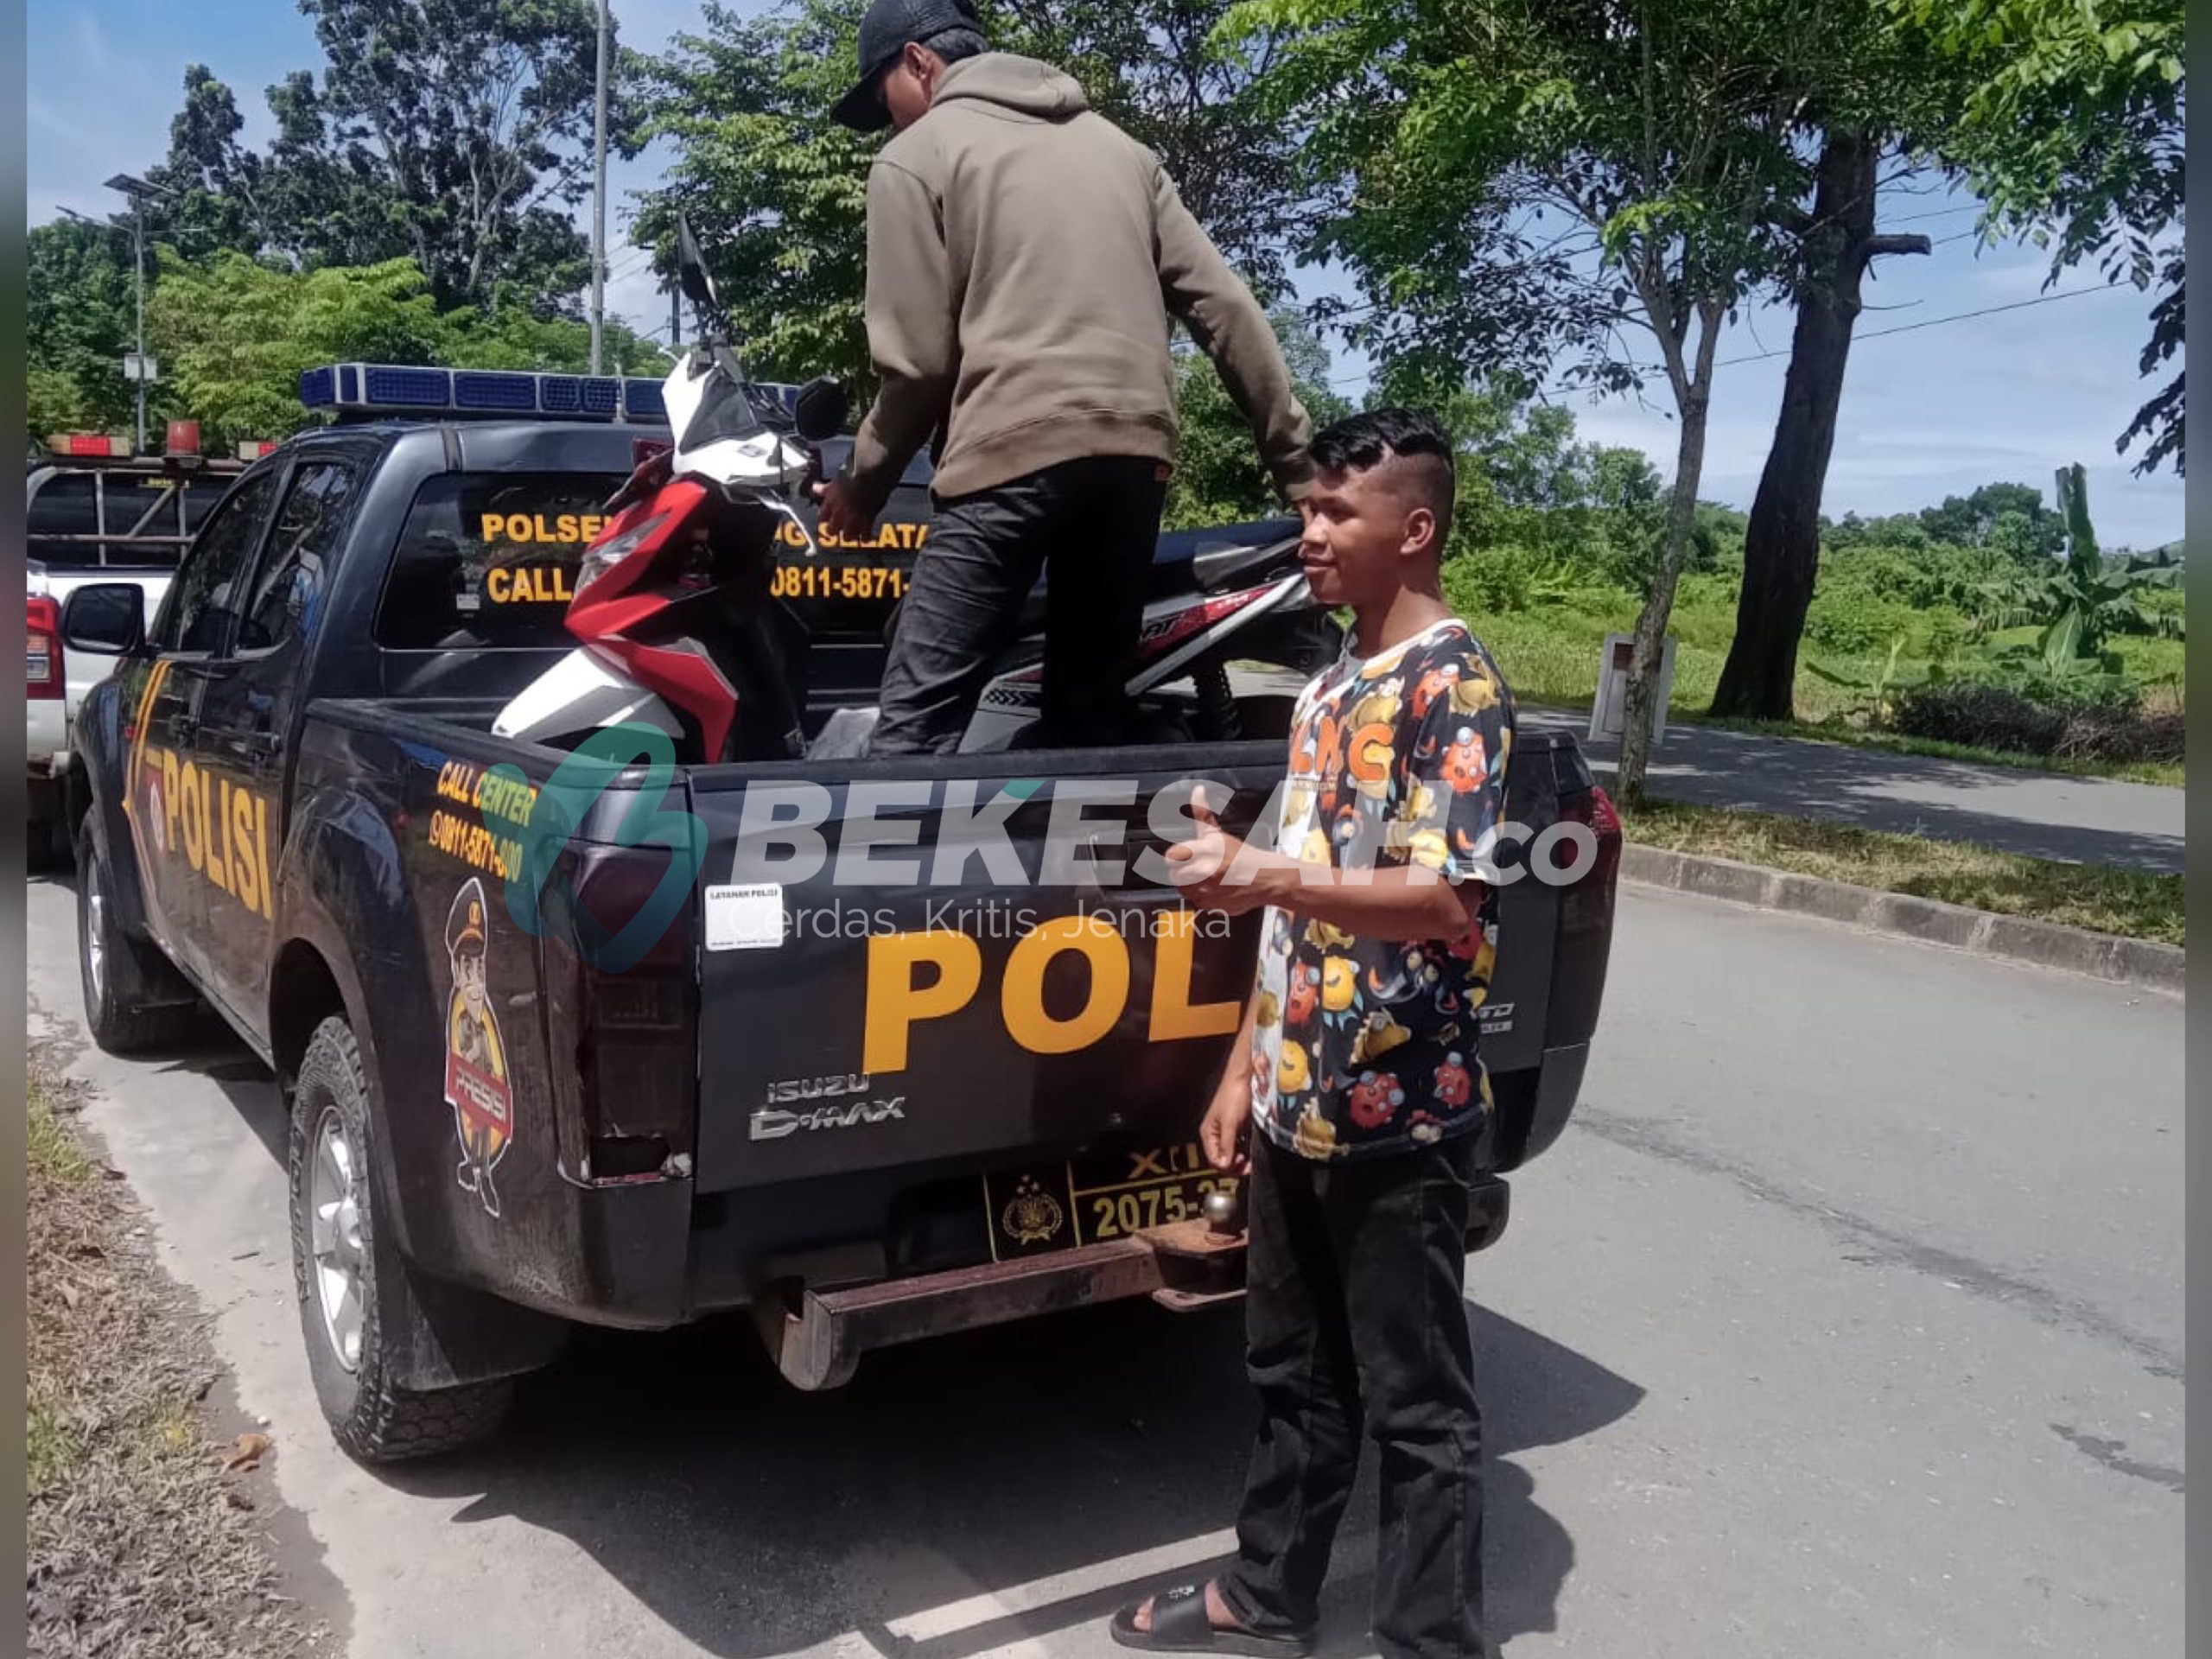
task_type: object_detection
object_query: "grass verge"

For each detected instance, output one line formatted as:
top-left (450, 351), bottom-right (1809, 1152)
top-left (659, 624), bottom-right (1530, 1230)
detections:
top-left (1620, 800), bottom-right (2187, 948)
top-left (27, 1065), bottom-right (330, 1656)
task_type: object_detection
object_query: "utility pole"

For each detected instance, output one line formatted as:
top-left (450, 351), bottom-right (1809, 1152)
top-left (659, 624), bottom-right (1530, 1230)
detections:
top-left (589, 0), bottom-right (611, 373)
top-left (668, 275), bottom-right (680, 350)
top-left (103, 174), bottom-right (168, 454)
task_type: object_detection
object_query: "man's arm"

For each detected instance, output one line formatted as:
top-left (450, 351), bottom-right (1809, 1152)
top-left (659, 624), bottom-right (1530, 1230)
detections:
top-left (840, 159), bottom-right (957, 520)
top-left (1198, 979), bottom-right (1264, 1173)
top-left (1150, 163), bottom-right (1315, 504)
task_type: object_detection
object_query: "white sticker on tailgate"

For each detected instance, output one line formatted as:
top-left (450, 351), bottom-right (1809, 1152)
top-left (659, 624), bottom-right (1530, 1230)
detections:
top-left (704, 883), bottom-right (785, 950)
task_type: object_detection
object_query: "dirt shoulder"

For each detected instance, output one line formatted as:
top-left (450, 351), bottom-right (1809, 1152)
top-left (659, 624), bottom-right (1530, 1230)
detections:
top-left (27, 1049), bottom-right (345, 1658)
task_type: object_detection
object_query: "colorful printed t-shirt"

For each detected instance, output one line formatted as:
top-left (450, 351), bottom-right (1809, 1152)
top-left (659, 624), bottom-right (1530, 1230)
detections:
top-left (1246, 618), bottom-right (1516, 1162)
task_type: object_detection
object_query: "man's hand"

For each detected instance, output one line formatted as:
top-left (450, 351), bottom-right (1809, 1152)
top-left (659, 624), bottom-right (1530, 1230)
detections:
top-left (1166, 786), bottom-right (1289, 917)
top-left (813, 475), bottom-right (872, 544)
top-left (1199, 1072), bottom-right (1253, 1174)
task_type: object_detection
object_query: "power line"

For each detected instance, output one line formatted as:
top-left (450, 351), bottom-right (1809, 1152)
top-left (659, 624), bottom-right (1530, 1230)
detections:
top-left (1881, 202), bottom-right (1986, 226)
top-left (1324, 280), bottom-right (2128, 391)
top-left (1713, 281), bottom-right (2125, 366)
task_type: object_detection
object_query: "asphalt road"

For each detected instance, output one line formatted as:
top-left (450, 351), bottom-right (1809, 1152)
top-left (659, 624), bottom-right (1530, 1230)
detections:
top-left (1516, 708), bottom-right (2185, 874)
top-left (25, 872), bottom-right (2185, 1659)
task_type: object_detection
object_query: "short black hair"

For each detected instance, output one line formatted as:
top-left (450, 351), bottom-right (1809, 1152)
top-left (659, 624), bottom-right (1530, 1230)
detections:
top-left (1309, 407), bottom-right (1456, 549)
top-left (921, 25), bottom-right (988, 62)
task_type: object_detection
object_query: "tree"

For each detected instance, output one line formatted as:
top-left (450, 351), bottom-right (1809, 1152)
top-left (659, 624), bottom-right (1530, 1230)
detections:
top-left (25, 220), bottom-right (143, 439)
top-left (632, 0), bottom-right (1325, 397)
top-left (143, 251), bottom-right (660, 446)
top-left (1917, 482), bottom-right (2064, 559)
top-left (300, 0), bottom-right (642, 310)
top-left (1708, 125), bottom-right (1932, 719)
top-left (632, 0), bottom-right (880, 390)
top-left (1892, 0), bottom-right (2184, 476)
top-left (145, 252), bottom-right (455, 444)
top-left (140, 4), bottom-right (646, 314)
top-left (1225, 0), bottom-right (1830, 802)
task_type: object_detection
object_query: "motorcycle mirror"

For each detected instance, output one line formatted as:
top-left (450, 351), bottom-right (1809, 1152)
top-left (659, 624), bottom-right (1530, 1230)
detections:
top-left (793, 377), bottom-right (849, 442)
top-left (675, 215), bottom-right (718, 311)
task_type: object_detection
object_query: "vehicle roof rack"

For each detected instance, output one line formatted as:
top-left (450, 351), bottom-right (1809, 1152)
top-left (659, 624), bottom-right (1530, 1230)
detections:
top-left (297, 362), bottom-right (804, 427)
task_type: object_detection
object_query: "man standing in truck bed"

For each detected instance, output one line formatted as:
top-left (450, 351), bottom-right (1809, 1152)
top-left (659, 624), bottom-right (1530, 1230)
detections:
top-left (816, 0), bottom-right (1317, 753)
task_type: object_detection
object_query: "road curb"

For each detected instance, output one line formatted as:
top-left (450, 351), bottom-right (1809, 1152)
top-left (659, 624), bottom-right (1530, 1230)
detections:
top-left (1618, 844), bottom-right (2186, 995)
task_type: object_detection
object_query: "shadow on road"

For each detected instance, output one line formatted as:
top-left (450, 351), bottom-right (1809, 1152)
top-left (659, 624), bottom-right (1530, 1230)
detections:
top-left (379, 1294), bottom-right (1640, 1659)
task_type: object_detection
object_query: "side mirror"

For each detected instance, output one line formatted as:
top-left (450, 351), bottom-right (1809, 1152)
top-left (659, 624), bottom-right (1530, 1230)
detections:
top-left (793, 377), bottom-right (849, 442)
top-left (61, 582), bottom-right (146, 655)
top-left (676, 215), bottom-right (718, 310)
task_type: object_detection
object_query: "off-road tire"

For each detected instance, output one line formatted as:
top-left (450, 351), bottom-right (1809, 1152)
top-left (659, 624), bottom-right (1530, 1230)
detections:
top-left (288, 1016), bottom-right (514, 1463)
top-left (75, 816), bottom-right (202, 1053)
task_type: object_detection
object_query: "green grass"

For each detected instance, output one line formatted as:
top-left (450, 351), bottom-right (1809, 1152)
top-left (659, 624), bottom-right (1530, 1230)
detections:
top-left (1442, 567), bottom-right (2186, 786)
top-left (28, 1083), bottom-right (93, 1186)
top-left (1622, 800), bottom-right (2186, 947)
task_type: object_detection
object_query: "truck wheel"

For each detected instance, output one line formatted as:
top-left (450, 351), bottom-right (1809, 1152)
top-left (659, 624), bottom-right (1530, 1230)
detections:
top-left (75, 817), bottom-right (202, 1053)
top-left (288, 1016), bottom-right (514, 1463)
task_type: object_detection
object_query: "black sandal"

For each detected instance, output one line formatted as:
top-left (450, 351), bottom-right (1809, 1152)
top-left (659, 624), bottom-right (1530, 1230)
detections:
top-left (1108, 1582), bottom-right (1315, 1656)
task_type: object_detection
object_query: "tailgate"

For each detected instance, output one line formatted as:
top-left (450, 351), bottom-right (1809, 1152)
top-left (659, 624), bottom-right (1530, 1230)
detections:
top-left (688, 750), bottom-right (1289, 1192)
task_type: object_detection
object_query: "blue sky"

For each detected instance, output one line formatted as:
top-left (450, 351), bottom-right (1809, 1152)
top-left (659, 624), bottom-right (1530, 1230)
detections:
top-left (26, 0), bottom-right (2184, 549)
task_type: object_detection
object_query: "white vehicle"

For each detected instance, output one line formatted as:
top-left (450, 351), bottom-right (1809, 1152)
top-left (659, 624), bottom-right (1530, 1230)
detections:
top-left (24, 432), bottom-right (264, 866)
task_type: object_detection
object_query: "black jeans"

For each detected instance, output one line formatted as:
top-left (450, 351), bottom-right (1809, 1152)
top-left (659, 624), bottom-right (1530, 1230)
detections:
top-left (868, 454), bottom-right (1167, 754)
top-left (1218, 1131), bottom-right (1488, 1659)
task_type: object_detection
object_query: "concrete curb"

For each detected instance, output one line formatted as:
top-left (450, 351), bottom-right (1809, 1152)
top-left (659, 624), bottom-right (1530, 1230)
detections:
top-left (1619, 844), bottom-right (2187, 996)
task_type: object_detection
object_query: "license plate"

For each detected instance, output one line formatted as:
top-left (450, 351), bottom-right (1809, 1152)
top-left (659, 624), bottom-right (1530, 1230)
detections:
top-left (983, 1141), bottom-right (1240, 1262)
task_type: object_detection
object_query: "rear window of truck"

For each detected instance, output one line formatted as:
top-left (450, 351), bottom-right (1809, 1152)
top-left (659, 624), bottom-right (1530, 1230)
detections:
top-left (375, 471), bottom-right (626, 649)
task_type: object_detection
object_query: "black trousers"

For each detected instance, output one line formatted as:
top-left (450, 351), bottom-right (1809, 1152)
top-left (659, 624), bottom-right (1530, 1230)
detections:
top-left (869, 454), bottom-right (1167, 754)
top-left (1218, 1131), bottom-right (1488, 1659)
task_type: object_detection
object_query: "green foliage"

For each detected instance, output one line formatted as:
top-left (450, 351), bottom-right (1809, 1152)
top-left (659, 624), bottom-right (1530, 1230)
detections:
top-left (142, 251), bottom-right (659, 447)
top-left (1163, 312), bottom-right (1351, 528)
top-left (25, 221), bottom-right (143, 440)
top-left (1890, 0), bottom-right (2183, 475)
top-left (147, 253), bottom-right (452, 444)
top-left (1804, 636), bottom-right (1931, 725)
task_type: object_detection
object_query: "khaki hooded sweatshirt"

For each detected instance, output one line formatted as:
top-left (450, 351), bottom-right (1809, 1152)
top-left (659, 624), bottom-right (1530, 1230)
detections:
top-left (839, 52), bottom-right (1315, 517)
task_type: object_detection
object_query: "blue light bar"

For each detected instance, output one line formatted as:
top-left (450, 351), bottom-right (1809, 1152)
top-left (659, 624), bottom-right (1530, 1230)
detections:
top-left (298, 362), bottom-right (807, 428)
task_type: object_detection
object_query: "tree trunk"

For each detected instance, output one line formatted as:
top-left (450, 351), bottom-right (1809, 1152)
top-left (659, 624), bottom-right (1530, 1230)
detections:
top-left (1709, 130), bottom-right (1930, 720)
top-left (1616, 368), bottom-right (1713, 806)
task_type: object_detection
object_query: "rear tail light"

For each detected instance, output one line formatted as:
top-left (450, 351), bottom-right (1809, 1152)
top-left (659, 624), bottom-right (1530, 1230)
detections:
top-left (1542, 782), bottom-right (1619, 1046)
top-left (544, 838), bottom-right (699, 1185)
top-left (28, 596), bottom-right (63, 701)
top-left (1555, 784), bottom-right (1622, 884)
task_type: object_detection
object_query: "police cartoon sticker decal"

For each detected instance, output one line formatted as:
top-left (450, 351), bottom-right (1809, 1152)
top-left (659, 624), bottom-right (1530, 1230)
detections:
top-left (442, 878), bottom-right (515, 1217)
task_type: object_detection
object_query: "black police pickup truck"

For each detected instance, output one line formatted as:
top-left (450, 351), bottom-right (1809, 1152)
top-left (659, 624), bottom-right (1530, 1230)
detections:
top-left (63, 384), bottom-right (1620, 1464)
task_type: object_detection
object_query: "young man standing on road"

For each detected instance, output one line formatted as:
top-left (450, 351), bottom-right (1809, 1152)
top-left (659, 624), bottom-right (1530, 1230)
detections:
top-left (1116, 409), bottom-right (1514, 1659)
top-left (816, 0), bottom-right (1317, 753)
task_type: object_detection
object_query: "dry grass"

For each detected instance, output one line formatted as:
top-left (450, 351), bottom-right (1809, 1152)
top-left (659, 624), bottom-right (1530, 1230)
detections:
top-left (1621, 801), bottom-right (2187, 948)
top-left (26, 1060), bottom-right (331, 1657)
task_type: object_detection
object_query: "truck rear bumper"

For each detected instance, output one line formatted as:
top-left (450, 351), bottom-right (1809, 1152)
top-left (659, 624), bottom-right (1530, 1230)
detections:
top-left (751, 1176), bottom-right (1510, 1390)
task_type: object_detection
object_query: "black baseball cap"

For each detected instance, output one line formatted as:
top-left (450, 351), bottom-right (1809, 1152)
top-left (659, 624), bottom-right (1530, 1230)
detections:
top-left (830, 0), bottom-right (983, 132)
